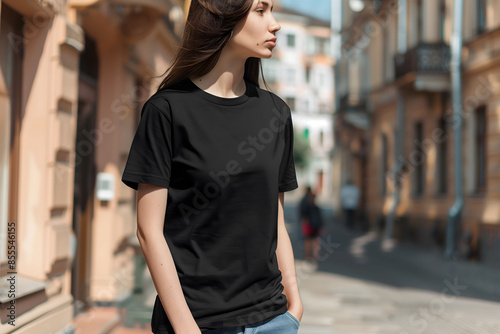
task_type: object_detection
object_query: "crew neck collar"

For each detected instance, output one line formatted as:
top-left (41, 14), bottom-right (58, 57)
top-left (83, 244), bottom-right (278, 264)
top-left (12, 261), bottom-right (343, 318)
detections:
top-left (186, 78), bottom-right (251, 106)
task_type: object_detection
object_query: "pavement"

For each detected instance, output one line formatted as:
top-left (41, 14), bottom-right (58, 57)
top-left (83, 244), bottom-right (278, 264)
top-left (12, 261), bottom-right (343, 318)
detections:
top-left (287, 198), bottom-right (500, 334)
top-left (73, 193), bottom-right (500, 334)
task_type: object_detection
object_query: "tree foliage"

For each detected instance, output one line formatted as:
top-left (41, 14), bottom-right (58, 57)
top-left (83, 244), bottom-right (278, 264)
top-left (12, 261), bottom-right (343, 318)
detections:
top-left (293, 127), bottom-right (310, 169)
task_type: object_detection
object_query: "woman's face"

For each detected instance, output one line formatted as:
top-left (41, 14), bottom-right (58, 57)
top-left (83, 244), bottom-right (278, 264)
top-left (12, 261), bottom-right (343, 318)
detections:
top-left (229, 0), bottom-right (281, 59)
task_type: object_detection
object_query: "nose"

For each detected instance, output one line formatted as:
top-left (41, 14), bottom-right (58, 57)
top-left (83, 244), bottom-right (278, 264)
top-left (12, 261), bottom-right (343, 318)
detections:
top-left (269, 14), bottom-right (281, 32)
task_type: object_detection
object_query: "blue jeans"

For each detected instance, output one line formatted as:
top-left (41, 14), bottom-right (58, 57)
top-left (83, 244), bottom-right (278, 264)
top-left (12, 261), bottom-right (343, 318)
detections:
top-left (203, 311), bottom-right (300, 334)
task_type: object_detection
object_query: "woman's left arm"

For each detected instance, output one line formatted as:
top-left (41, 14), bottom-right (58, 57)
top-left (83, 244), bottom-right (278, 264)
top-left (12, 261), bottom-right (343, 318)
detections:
top-left (276, 192), bottom-right (304, 321)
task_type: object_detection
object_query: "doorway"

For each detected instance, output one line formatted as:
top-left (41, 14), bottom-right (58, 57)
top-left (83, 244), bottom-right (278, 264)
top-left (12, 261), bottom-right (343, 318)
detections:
top-left (71, 35), bottom-right (98, 314)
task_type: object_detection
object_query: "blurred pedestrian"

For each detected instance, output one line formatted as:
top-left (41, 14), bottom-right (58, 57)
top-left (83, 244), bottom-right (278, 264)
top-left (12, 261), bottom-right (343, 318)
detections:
top-left (340, 180), bottom-right (360, 231)
top-left (299, 186), bottom-right (313, 224)
top-left (299, 187), bottom-right (324, 263)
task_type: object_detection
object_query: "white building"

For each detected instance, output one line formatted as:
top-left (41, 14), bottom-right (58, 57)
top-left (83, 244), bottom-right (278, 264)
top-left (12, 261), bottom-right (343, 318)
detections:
top-left (261, 7), bottom-right (335, 197)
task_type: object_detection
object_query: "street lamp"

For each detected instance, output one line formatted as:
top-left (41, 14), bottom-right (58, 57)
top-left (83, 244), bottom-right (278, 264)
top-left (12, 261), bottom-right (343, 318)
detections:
top-left (349, 0), bottom-right (365, 12)
top-left (348, 0), bottom-right (383, 12)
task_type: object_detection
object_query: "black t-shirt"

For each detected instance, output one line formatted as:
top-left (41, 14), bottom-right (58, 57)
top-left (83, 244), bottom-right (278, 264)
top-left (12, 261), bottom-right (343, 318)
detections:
top-left (121, 77), bottom-right (299, 333)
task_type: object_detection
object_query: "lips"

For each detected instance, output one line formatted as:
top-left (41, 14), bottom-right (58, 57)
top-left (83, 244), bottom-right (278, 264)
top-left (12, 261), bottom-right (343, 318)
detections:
top-left (266, 38), bottom-right (277, 43)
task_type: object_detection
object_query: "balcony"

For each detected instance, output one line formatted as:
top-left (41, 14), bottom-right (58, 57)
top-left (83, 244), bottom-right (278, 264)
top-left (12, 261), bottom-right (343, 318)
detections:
top-left (394, 42), bottom-right (451, 91)
top-left (339, 92), bottom-right (367, 112)
top-left (337, 93), bottom-right (370, 129)
top-left (70, 0), bottom-right (181, 44)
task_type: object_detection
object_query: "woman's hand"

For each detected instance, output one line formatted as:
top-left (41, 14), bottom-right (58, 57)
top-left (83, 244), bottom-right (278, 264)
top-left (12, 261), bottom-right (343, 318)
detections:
top-left (287, 302), bottom-right (304, 322)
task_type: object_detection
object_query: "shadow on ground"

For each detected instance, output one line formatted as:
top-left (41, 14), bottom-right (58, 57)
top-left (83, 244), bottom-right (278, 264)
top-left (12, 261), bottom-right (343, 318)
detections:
top-left (283, 203), bottom-right (500, 304)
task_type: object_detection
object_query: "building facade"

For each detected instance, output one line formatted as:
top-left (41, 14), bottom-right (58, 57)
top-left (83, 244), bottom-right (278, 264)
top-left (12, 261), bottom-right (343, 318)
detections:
top-left (0, 0), bottom-right (185, 332)
top-left (262, 6), bottom-right (335, 197)
top-left (338, 0), bottom-right (500, 263)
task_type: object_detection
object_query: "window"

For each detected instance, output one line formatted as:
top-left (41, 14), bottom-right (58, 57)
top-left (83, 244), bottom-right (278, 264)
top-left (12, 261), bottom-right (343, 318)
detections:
top-left (361, 50), bottom-right (370, 96)
top-left (439, 0), bottom-right (446, 40)
top-left (381, 133), bottom-right (388, 196)
top-left (413, 121), bottom-right (425, 196)
top-left (319, 103), bottom-right (329, 113)
top-left (416, 0), bottom-right (423, 43)
top-left (316, 37), bottom-right (329, 55)
top-left (306, 36), bottom-right (315, 54)
top-left (475, 106), bottom-right (487, 193)
top-left (319, 72), bottom-right (325, 86)
top-left (286, 33), bottom-right (296, 48)
top-left (436, 107), bottom-right (448, 195)
top-left (477, 0), bottom-right (487, 34)
top-left (285, 97), bottom-right (296, 112)
top-left (304, 100), bottom-right (309, 113)
top-left (264, 66), bottom-right (277, 83)
top-left (286, 68), bottom-right (295, 83)
top-left (324, 38), bottom-right (331, 56)
top-left (383, 26), bottom-right (389, 83)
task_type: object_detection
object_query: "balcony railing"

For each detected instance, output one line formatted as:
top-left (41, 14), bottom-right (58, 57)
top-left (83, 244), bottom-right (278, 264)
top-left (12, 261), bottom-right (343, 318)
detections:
top-left (339, 92), bottom-right (367, 113)
top-left (394, 43), bottom-right (451, 79)
top-left (338, 93), bottom-right (370, 129)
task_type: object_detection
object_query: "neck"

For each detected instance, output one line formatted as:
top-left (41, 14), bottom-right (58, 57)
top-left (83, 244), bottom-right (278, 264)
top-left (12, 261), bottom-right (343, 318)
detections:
top-left (189, 50), bottom-right (248, 98)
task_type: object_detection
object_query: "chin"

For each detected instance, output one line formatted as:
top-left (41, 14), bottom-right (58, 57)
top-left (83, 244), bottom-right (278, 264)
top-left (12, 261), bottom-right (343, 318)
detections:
top-left (254, 51), bottom-right (274, 59)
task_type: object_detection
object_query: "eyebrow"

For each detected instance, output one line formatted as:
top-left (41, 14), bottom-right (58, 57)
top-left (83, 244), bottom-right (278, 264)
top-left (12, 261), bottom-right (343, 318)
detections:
top-left (258, 0), bottom-right (274, 11)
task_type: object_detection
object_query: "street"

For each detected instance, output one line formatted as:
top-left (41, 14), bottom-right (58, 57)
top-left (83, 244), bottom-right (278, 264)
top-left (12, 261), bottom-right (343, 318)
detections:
top-left (81, 198), bottom-right (500, 334)
top-left (286, 199), bottom-right (500, 334)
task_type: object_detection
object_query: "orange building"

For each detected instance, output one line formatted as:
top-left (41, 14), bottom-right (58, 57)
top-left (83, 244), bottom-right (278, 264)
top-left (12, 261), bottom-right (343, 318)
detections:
top-left (0, 0), bottom-right (185, 332)
top-left (337, 0), bottom-right (500, 263)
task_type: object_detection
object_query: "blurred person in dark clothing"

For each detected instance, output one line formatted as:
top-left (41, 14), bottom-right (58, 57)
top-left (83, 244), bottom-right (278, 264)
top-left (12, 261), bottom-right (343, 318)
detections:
top-left (298, 186), bottom-right (313, 224)
top-left (299, 186), bottom-right (324, 263)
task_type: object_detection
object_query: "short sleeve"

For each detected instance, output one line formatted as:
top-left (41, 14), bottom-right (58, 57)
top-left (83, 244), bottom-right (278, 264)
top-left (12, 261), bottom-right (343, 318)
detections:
top-left (278, 107), bottom-right (299, 192)
top-left (121, 100), bottom-right (172, 190)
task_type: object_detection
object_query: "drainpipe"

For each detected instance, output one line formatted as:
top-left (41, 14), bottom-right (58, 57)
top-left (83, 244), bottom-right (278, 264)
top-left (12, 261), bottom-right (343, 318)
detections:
top-left (445, 0), bottom-right (464, 260)
top-left (384, 0), bottom-right (407, 243)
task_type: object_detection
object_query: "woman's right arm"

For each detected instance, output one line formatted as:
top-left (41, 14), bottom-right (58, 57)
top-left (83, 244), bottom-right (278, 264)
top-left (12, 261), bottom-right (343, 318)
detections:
top-left (136, 183), bottom-right (201, 334)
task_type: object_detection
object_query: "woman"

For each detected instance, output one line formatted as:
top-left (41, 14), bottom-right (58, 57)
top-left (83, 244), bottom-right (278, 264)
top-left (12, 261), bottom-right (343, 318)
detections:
top-left (121, 0), bottom-right (303, 333)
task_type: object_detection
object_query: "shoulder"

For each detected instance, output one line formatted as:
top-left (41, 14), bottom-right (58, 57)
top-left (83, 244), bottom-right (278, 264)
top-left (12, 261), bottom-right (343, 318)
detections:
top-left (137, 95), bottom-right (171, 124)
top-left (261, 88), bottom-right (290, 113)
top-left (141, 79), bottom-right (194, 119)
top-left (253, 85), bottom-right (292, 122)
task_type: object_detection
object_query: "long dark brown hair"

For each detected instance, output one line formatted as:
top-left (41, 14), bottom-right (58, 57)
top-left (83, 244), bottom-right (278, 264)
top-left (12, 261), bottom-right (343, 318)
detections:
top-left (156, 0), bottom-right (271, 92)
